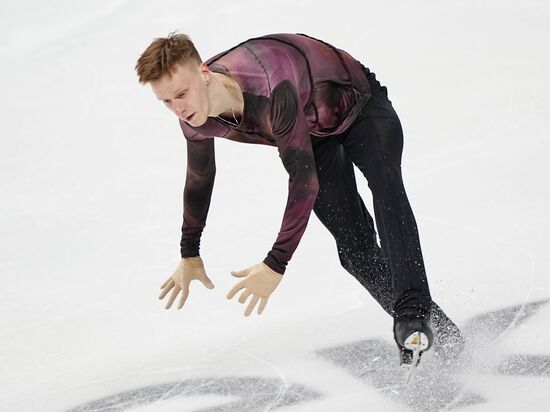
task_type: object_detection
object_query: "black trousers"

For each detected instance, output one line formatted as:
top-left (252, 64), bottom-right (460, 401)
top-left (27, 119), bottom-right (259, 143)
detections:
top-left (311, 70), bottom-right (458, 335)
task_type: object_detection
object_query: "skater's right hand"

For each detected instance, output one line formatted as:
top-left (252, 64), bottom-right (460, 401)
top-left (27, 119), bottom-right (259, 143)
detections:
top-left (159, 257), bottom-right (214, 309)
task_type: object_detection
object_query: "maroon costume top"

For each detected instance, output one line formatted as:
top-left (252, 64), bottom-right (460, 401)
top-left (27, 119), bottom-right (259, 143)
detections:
top-left (179, 33), bottom-right (372, 274)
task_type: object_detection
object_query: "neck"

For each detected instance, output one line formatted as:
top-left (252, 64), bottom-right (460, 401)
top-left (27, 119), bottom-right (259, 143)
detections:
top-left (208, 72), bottom-right (244, 120)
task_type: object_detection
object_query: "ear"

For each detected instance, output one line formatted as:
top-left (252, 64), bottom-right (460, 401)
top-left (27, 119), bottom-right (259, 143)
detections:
top-left (199, 63), bottom-right (210, 84)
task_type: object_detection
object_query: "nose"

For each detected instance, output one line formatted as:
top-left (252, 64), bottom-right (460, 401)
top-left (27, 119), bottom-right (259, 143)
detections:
top-left (171, 99), bottom-right (187, 117)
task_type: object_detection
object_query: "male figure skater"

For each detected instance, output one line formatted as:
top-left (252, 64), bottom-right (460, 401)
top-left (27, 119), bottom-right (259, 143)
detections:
top-left (135, 32), bottom-right (463, 365)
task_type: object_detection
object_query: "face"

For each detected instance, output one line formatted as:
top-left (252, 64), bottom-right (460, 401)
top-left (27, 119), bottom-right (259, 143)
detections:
top-left (150, 62), bottom-right (210, 127)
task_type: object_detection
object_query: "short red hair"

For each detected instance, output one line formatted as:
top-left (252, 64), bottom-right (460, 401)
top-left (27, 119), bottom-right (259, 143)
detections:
top-left (135, 32), bottom-right (202, 84)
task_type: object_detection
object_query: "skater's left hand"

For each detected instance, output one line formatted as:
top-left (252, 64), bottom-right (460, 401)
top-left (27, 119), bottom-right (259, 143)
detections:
top-left (226, 263), bottom-right (283, 316)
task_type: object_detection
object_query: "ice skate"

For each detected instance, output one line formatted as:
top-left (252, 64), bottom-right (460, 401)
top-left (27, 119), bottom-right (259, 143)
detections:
top-left (394, 319), bottom-right (433, 383)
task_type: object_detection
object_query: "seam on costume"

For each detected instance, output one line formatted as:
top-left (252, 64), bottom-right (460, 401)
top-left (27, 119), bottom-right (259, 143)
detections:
top-left (206, 35), bottom-right (318, 124)
top-left (364, 116), bottom-right (406, 270)
top-left (372, 120), bottom-right (420, 290)
top-left (257, 36), bottom-right (316, 108)
top-left (297, 33), bottom-right (355, 86)
top-left (243, 45), bottom-right (272, 92)
top-left (212, 62), bottom-right (231, 75)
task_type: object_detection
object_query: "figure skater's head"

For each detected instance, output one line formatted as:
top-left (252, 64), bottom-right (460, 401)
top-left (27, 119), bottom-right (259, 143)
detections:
top-left (136, 32), bottom-right (211, 126)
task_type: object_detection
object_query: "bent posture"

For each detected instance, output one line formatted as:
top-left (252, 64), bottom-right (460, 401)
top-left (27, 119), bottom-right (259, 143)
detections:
top-left (136, 32), bottom-right (463, 365)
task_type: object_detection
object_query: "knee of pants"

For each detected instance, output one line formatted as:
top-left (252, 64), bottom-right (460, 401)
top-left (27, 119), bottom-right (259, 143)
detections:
top-left (366, 167), bottom-right (406, 203)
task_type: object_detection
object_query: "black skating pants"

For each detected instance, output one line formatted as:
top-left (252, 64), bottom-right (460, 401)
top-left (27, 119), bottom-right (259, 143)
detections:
top-left (311, 69), bottom-right (440, 321)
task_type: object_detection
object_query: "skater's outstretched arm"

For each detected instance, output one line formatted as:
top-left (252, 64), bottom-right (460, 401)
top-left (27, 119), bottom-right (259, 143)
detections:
top-left (262, 80), bottom-right (319, 274)
top-left (160, 136), bottom-right (216, 310)
top-left (227, 81), bottom-right (318, 316)
top-left (179, 137), bottom-right (216, 259)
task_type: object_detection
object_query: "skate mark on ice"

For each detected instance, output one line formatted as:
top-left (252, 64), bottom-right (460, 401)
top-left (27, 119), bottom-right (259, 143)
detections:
top-left (66, 301), bottom-right (549, 411)
top-left (318, 299), bottom-right (550, 411)
top-left (462, 299), bottom-right (548, 342)
top-left (217, 342), bottom-right (290, 411)
top-left (488, 354), bottom-right (550, 377)
top-left (318, 338), bottom-right (484, 411)
top-left (441, 299), bottom-right (550, 410)
top-left (66, 376), bottom-right (320, 412)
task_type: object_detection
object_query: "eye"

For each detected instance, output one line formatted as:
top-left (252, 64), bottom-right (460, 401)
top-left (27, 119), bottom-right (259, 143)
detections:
top-left (163, 99), bottom-right (171, 105)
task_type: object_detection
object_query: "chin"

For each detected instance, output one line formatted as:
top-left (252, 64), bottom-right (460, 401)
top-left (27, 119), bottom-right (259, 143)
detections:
top-left (184, 113), bottom-right (207, 127)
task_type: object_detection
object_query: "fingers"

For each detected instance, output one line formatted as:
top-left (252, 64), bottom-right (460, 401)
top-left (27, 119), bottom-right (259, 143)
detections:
top-left (200, 274), bottom-right (215, 289)
top-left (227, 280), bottom-right (246, 300)
top-left (258, 297), bottom-right (268, 315)
top-left (159, 279), bottom-right (175, 299)
top-left (165, 286), bottom-right (181, 309)
top-left (231, 268), bottom-right (249, 278)
top-left (160, 276), bottom-right (172, 289)
top-left (160, 270), bottom-right (216, 310)
top-left (245, 294), bottom-right (260, 316)
top-left (238, 289), bottom-right (252, 304)
top-left (177, 286), bottom-right (190, 309)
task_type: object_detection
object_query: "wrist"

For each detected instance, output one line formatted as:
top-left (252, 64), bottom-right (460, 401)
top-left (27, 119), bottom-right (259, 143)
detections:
top-left (261, 262), bottom-right (283, 277)
top-left (181, 256), bottom-right (203, 267)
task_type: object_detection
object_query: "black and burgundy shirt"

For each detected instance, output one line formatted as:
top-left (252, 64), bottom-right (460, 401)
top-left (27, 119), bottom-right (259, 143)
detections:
top-left (179, 33), bottom-right (372, 274)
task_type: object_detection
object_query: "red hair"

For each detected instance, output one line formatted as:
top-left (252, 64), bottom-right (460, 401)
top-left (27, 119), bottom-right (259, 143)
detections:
top-left (135, 32), bottom-right (202, 84)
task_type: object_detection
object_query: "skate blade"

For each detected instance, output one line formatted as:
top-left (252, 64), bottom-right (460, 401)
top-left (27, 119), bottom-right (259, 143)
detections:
top-left (400, 332), bottom-right (430, 385)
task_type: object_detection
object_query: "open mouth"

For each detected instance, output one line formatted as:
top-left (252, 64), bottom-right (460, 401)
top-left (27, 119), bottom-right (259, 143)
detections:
top-left (185, 113), bottom-right (195, 122)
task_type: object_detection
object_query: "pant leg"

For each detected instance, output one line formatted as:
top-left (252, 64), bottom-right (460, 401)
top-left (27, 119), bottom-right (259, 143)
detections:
top-left (311, 129), bottom-right (463, 347)
top-left (311, 134), bottom-right (394, 315)
top-left (340, 81), bottom-right (432, 317)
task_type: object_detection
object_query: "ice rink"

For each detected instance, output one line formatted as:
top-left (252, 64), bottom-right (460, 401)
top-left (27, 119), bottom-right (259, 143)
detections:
top-left (1, 1), bottom-right (550, 410)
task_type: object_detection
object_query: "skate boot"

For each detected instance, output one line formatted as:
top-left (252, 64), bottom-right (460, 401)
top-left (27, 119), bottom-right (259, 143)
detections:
top-left (394, 318), bottom-right (433, 368)
top-left (393, 290), bottom-right (433, 383)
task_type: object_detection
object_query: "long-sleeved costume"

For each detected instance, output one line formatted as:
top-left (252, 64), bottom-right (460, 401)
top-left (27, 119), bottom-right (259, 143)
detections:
top-left (180, 33), bottom-right (372, 274)
top-left (178, 32), bottom-right (464, 342)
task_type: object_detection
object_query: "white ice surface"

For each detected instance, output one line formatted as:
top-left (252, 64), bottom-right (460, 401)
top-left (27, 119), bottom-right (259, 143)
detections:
top-left (1, 1), bottom-right (550, 411)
